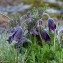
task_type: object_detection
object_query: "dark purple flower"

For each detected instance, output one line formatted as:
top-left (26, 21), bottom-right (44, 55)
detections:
top-left (7, 27), bottom-right (23, 43)
top-left (7, 27), bottom-right (31, 44)
top-left (7, 27), bottom-right (32, 53)
top-left (48, 18), bottom-right (56, 31)
top-left (41, 29), bottom-right (50, 42)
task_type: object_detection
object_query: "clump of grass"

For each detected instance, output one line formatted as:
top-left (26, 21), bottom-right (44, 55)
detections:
top-left (0, 32), bottom-right (63, 63)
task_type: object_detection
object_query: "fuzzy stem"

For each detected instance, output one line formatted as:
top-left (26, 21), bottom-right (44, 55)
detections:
top-left (37, 19), bottom-right (43, 46)
top-left (54, 30), bottom-right (56, 50)
top-left (42, 13), bottom-right (50, 18)
top-left (20, 15), bottom-right (26, 20)
top-left (21, 18), bottom-right (32, 30)
top-left (0, 13), bottom-right (13, 21)
top-left (34, 34), bottom-right (36, 44)
top-left (60, 51), bottom-right (62, 63)
top-left (59, 35), bottom-right (61, 47)
top-left (38, 27), bottom-right (44, 47)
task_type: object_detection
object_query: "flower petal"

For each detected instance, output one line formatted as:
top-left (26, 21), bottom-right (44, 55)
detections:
top-left (48, 18), bottom-right (56, 31)
top-left (11, 27), bottom-right (23, 41)
top-left (7, 27), bottom-right (23, 43)
top-left (41, 29), bottom-right (50, 42)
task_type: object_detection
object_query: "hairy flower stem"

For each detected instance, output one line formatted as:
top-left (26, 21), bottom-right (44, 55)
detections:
top-left (60, 51), bottom-right (62, 63)
top-left (14, 47), bottom-right (18, 63)
top-left (34, 34), bottom-right (36, 44)
top-left (0, 13), bottom-right (13, 21)
top-left (38, 27), bottom-right (44, 47)
top-left (21, 18), bottom-right (31, 29)
top-left (42, 13), bottom-right (50, 19)
top-left (54, 30), bottom-right (56, 51)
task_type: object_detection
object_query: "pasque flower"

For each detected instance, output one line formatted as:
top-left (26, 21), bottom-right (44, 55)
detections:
top-left (48, 18), bottom-right (56, 31)
top-left (7, 27), bottom-right (23, 43)
top-left (7, 27), bottom-right (31, 53)
top-left (41, 29), bottom-right (50, 42)
top-left (7, 27), bottom-right (31, 44)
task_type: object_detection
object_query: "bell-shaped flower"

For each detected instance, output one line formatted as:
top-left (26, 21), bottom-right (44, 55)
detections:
top-left (7, 27), bottom-right (32, 53)
top-left (48, 18), bottom-right (56, 31)
top-left (7, 27), bottom-right (23, 44)
top-left (7, 27), bottom-right (31, 45)
top-left (41, 29), bottom-right (50, 42)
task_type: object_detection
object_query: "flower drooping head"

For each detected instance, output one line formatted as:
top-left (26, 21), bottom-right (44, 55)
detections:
top-left (7, 27), bottom-right (23, 44)
top-left (48, 18), bottom-right (56, 31)
top-left (41, 29), bottom-right (50, 42)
